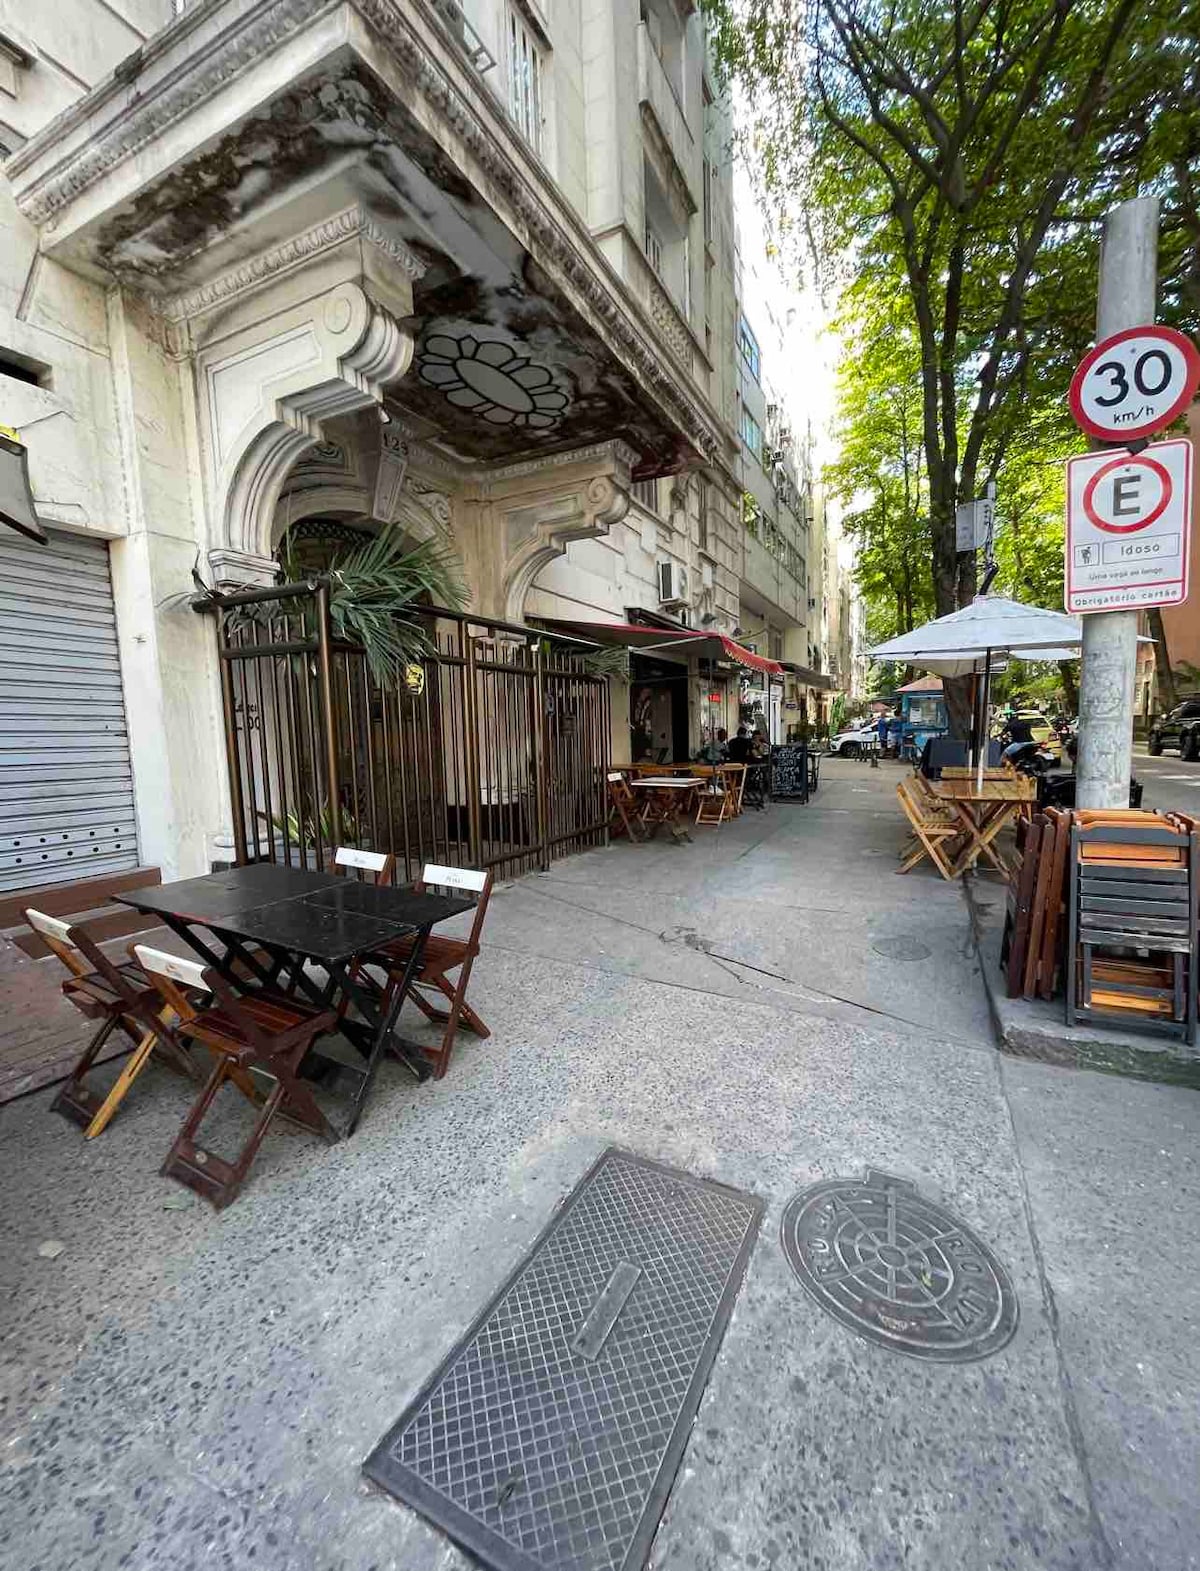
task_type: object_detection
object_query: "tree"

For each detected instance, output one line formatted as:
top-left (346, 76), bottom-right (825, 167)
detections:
top-left (707, 0), bottom-right (1200, 732)
top-left (824, 281), bottom-right (935, 643)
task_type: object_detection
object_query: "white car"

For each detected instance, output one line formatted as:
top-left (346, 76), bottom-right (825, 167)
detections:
top-left (827, 721), bottom-right (880, 758)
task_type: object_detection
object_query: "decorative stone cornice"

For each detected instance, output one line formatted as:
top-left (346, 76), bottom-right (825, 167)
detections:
top-left (480, 440), bottom-right (639, 487)
top-left (8, 0), bottom-right (308, 211)
top-left (161, 205), bottom-right (426, 323)
top-left (8, 0), bottom-right (721, 465)
top-left (500, 468), bottom-right (632, 622)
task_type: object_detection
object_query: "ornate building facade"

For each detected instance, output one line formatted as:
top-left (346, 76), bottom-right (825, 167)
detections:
top-left (0, 0), bottom-right (842, 888)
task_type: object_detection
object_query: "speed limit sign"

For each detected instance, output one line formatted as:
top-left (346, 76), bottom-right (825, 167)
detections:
top-left (1069, 325), bottom-right (1200, 441)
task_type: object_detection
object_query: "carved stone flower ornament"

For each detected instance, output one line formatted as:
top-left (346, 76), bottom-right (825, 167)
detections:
top-left (417, 334), bottom-right (569, 428)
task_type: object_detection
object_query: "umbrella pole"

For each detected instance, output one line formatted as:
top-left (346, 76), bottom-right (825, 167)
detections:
top-left (976, 650), bottom-right (993, 792)
top-left (968, 670), bottom-right (980, 776)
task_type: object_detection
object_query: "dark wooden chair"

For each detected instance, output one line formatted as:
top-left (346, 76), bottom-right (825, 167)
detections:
top-left (366, 864), bottom-right (493, 1080)
top-left (134, 944), bottom-right (340, 1210)
top-left (23, 907), bottom-right (198, 1137)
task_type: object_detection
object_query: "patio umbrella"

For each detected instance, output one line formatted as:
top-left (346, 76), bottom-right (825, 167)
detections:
top-left (868, 597), bottom-right (1087, 787)
top-left (868, 596), bottom-right (1084, 666)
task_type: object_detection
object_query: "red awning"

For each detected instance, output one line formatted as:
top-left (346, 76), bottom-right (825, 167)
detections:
top-left (536, 618), bottom-right (783, 676)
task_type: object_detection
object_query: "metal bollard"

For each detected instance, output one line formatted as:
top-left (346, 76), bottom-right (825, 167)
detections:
top-left (870, 745), bottom-right (879, 769)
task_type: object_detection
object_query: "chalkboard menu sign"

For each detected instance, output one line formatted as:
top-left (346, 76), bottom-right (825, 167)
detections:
top-left (770, 743), bottom-right (809, 802)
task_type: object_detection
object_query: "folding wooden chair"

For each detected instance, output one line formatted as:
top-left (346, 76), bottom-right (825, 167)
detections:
top-left (366, 865), bottom-right (493, 1080)
top-left (726, 764), bottom-right (747, 816)
top-left (134, 945), bottom-right (340, 1209)
top-left (607, 773), bottom-right (646, 842)
top-left (332, 847), bottom-right (395, 882)
top-left (695, 769), bottom-right (733, 825)
top-left (23, 908), bottom-right (199, 1138)
top-left (895, 776), bottom-right (963, 880)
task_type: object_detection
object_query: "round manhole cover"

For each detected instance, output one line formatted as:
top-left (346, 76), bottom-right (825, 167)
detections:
top-left (871, 936), bottom-right (932, 961)
top-left (781, 1170), bottom-right (1018, 1362)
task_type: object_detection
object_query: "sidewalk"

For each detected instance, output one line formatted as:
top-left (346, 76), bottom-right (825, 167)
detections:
top-left (3, 757), bottom-right (1199, 1570)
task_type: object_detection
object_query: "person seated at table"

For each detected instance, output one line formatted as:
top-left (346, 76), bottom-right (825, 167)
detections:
top-left (697, 728), bottom-right (728, 764)
top-left (727, 725), bottom-right (755, 765)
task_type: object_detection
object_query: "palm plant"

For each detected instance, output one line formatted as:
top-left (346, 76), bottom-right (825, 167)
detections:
top-left (279, 525), bottom-right (467, 689)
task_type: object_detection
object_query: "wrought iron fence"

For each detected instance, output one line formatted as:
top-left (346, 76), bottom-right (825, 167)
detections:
top-left (214, 582), bottom-right (610, 881)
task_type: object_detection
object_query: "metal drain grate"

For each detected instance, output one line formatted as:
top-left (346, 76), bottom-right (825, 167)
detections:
top-left (364, 1148), bottom-right (763, 1571)
top-left (781, 1169), bottom-right (1018, 1363)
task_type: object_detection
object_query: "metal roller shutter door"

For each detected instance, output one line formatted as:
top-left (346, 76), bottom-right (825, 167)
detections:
top-left (0, 529), bottom-right (139, 891)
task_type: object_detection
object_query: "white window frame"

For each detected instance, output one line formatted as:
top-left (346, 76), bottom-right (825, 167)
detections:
top-left (507, 7), bottom-right (543, 151)
top-left (738, 318), bottom-right (761, 381)
top-left (644, 220), bottom-right (664, 277)
top-left (740, 407), bottom-right (762, 457)
top-left (632, 477), bottom-right (660, 515)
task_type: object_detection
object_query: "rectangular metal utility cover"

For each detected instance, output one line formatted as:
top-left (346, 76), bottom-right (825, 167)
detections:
top-left (1065, 437), bottom-right (1192, 612)
top-left (364, 1148), bottom-right (763, 1571)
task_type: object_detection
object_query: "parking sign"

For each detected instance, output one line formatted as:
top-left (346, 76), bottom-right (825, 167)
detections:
top-left (1065, 438), bottom-right (1192, 612)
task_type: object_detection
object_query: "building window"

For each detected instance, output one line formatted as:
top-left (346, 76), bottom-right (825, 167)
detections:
top-left (702, 158), bottom-right (714, 245)
top-left (698, 484), bottom-right (709, 553)
top-left (644, 220), bottom-right (664, 277)
top-left (740, 407), bottom-right (762, 457)
top-left (632, 477), bottom-right (660, 514)
top-left (737, 318), bottom-right (761, 381)
top-left (507, 8), bottom-right (543, 150)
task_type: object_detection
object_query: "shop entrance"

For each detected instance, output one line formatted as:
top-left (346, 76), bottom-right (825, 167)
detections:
top-left (629, 656), bottom-right (690, 764)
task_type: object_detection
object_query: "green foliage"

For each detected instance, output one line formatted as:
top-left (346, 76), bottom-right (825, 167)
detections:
top-left (276, 526), bottom-right (466, 690)
top-left (577, 642), bottom-right (632, 680)
top-left (824, 282), bottom-right (935, 642)
top-left (706, 0), bottom-right (1200, 696)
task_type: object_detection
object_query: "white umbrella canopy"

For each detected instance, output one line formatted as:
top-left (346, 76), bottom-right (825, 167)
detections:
top-left (887, 646), bottom-right (1080, 678)
top-left (868, 596), bottom-right (1083, 667)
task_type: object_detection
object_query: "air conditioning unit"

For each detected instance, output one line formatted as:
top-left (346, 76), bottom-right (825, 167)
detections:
top-left (658, 560), bottom-right (690, 605)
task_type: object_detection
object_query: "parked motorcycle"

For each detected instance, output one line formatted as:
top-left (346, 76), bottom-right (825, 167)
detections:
top-left (1010, 734), bottom-right (1142, 810)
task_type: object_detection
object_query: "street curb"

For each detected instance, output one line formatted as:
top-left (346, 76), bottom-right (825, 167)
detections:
top-left (963, 876), bottom-right (1200, 1088)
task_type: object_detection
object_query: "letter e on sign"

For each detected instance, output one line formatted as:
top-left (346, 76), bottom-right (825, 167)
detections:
top-left (1065, 438), bottom-right (1192, 612)
top-left (1069, 326), bottom-right (1200, 441)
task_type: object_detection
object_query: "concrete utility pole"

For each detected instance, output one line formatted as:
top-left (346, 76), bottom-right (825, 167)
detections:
top-left (1075, 196), bottom-right (1158, 810)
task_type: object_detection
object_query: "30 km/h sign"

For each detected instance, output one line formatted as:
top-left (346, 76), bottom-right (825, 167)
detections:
top-left (1065, 438), bottom-right (1192, 612)
top-left (1068, 326), bottom-right (1200, 441)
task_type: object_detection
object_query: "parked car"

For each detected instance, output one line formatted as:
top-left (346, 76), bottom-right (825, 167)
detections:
top-left (828, 721), bottom-right (879, 758)
top-left (1148, 697), bottom-right (1200, 759)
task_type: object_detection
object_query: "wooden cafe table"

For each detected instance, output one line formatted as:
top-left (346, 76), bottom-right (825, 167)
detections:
top-left (629, 775), bottom-right (702, 843)
top-left (927, 766), bottom-right (1037, 877)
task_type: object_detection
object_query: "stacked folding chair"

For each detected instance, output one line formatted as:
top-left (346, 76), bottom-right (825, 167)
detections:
top-left (1066, 810), bottom-right (1198, 1044)
top-left (1002, 807), bottom-right (1071, 1000)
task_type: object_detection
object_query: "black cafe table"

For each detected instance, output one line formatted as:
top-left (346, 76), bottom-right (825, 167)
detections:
top-left (117, 866), bottom-right (474, 1134)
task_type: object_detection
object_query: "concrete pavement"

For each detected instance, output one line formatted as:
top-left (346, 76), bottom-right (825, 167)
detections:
top-left (3, 757), bottom-right (1199, 1571)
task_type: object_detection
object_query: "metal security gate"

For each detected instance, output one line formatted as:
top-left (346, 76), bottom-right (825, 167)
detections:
top-left (0, 529), bottom-right (139, 891)
top-left (214, 584), bottom-right (609, 881)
